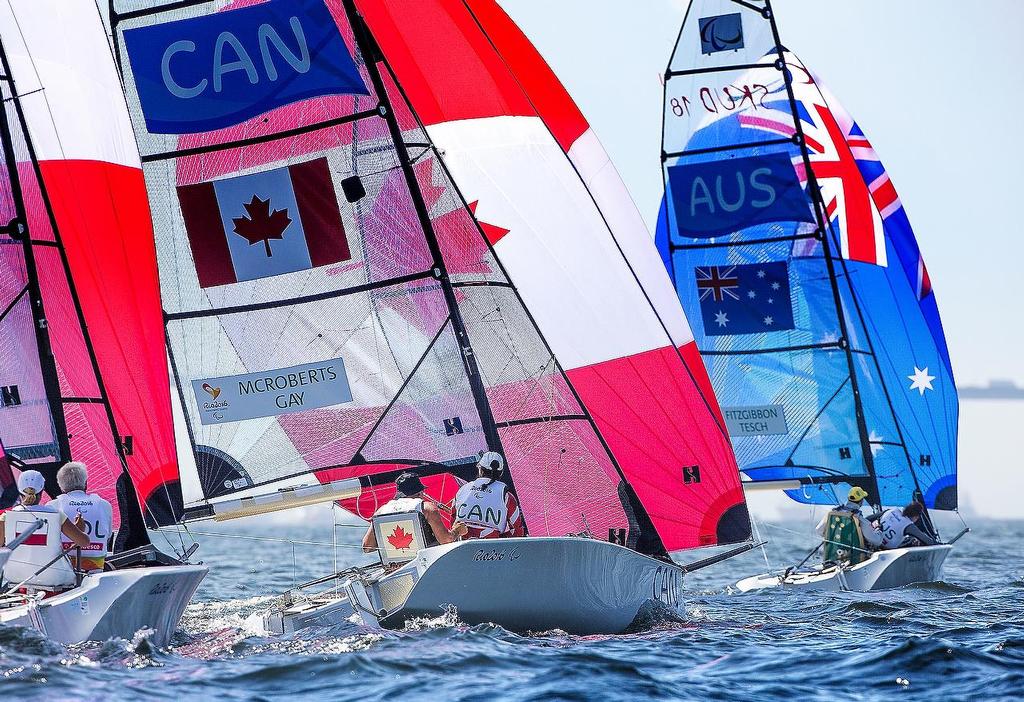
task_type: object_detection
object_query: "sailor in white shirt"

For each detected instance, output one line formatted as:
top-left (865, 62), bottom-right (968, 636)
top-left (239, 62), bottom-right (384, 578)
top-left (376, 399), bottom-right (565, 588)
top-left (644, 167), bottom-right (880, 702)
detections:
top-left (52, 462), bottom-right (113, 571)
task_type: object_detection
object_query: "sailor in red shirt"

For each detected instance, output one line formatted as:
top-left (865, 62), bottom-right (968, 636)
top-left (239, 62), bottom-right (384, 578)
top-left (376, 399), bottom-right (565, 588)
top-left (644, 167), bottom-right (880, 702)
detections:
top-left (453, 452), bottom-right (525, 539)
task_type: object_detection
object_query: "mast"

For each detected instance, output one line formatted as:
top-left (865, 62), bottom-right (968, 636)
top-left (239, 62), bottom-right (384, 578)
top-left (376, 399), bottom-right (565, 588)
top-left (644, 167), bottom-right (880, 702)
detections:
top-left (0, 47), bottom-right (70, 485)
top-left (745, 0), bottom-right (881, 506)
top-left (763, 0), bottom-right (919, 511)
top-left (343, 0), bottom-right (505, 460)
top-left (0, 38), bottom-right (151, 546)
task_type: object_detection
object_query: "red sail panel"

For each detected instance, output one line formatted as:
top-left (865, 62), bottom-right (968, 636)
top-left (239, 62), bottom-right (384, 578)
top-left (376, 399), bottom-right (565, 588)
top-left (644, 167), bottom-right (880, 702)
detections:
top-left (39, 161), bottom-right (179, 524)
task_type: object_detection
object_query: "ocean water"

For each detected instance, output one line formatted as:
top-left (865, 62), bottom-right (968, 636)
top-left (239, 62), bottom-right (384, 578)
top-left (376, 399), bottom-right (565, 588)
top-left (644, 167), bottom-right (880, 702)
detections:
top-left (0, 515), bottom-right (1020, 701)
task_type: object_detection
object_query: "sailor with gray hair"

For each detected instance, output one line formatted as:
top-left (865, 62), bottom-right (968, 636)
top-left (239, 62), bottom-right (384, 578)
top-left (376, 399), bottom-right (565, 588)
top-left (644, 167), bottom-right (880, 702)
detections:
top-left (53, 462), bottom-right (113, 572)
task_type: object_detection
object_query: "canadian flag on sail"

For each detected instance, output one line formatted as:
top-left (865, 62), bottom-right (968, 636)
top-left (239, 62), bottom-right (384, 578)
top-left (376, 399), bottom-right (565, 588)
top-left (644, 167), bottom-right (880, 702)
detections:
top-left (177, 157), bottom-right (351, 288)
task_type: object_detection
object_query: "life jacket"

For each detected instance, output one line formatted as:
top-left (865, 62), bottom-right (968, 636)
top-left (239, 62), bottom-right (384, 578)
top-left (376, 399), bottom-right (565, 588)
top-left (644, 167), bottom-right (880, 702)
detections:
top-left (821, 509), bottom-right (870, 565)
top-left (372, 497), bottom-right (437, 565)
top-left (2, 508), bottom-right (76, 591)
top-left (454, 478), bottom-right (511, 537)
top-left (878, 508), bottom-right (915, 549)
top-left (53, 491), bottom-right (111, 571)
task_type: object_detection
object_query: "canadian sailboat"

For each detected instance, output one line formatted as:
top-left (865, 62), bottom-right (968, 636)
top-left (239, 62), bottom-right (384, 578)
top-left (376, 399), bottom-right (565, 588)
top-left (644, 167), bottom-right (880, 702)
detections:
top-left (658, 0), bottom-right (962, 591)
top-left (0, 1), bottom-right (205, 644)
top-left (108, 0), bottom-right (752, 634)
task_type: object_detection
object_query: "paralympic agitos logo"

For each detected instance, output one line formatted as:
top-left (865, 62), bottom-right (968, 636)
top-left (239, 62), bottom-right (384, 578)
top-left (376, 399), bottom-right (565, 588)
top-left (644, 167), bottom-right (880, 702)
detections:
top-left (698, 13), bottom-right (745, 55)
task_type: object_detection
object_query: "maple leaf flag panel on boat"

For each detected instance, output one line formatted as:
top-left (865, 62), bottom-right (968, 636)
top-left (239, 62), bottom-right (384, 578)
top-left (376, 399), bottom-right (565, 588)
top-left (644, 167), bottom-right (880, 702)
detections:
top-left (177, 158), bottom-right (351, 287)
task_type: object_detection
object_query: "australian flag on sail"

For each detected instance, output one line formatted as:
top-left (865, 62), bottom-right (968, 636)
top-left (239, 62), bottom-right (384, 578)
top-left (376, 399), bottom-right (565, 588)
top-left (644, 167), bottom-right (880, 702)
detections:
top-left (695, 262), bottom-right (794, 336)
top-left (177, 157), bottom-right (350, 288)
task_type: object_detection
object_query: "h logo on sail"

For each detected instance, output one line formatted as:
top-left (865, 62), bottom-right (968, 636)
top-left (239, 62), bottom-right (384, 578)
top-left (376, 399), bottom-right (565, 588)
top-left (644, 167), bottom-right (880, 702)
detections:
top-left (123, 0), bottom-right (369, 134)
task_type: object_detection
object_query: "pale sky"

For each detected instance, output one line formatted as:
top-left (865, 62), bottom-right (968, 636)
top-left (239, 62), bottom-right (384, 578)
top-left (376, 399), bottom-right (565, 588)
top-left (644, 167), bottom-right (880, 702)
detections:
top-left (503, 0), bottom-right (1024, 389)
top-left (497, 0), bottom-right (1023, 519)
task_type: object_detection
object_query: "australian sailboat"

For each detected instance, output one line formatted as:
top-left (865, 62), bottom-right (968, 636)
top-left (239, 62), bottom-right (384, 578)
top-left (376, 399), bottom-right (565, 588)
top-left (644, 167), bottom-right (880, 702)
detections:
top-left (0, 1), bottom-right (205, 644)
top-left (108, 0), bottom-right (752, 634)
top-left (658, 0), bottom-right (960, 591)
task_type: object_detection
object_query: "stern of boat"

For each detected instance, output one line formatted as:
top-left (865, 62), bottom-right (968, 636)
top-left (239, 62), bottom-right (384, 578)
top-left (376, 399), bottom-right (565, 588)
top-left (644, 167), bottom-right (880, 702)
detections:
top-left (29, 564), bottom-right (208, 647)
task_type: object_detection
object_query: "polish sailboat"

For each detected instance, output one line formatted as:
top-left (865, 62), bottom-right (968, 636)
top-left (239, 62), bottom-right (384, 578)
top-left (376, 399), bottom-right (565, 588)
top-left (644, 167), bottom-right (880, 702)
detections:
top-left (108, 0), bottom-right (752, 634)
top-left (0, 1), bottom-right (205, 644)
top-left (658, 0), bottom-right (962, 591)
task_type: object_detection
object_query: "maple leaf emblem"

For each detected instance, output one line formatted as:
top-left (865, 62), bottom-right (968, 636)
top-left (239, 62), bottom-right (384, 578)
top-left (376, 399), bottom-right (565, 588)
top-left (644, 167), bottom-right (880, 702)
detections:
top-left (387, 525), bottom-right (415, 551)
top-left (232, 195), bottom-right (292, 257)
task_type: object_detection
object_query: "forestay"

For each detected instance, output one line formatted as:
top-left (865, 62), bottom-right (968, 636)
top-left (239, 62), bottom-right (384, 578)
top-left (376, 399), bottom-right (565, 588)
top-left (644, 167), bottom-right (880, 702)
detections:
top-left (658, 0), bottom-right (957, 509)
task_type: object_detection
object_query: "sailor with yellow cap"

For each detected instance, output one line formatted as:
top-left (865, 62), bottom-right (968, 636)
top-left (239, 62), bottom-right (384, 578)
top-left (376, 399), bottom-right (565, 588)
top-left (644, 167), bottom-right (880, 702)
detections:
top-left (816, 486), bottom-right (883, 561)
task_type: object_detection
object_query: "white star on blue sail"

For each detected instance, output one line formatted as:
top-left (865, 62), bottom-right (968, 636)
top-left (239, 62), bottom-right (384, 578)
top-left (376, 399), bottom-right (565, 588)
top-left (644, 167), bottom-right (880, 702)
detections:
top-left (908, 366), bottom-right (935, 395)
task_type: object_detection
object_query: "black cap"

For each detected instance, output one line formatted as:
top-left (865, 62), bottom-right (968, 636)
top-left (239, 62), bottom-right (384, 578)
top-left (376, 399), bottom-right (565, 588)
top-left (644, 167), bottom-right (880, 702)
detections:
top-left (395, 472), bottom-right (426, 497)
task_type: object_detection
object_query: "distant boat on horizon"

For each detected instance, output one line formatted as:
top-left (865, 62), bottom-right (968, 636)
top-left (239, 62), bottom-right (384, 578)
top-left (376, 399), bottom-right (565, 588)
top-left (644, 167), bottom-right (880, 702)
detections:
top-left (958, 380), bottom-right (1024, 400)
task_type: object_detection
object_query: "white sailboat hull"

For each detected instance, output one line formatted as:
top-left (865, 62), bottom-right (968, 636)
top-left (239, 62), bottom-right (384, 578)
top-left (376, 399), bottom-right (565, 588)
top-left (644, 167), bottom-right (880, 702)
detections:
top-left (0, 565), bottom-right (207, 646)
top-left (266, 537), bottom-right (683, 635)
top-left (735, 544), bottom-right (952, 593)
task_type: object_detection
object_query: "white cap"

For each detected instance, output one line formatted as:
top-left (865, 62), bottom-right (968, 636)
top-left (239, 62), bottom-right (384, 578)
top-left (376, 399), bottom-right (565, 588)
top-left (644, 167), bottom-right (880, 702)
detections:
top-left (16, 470), bottom-right (46, 496)
top-left (476, 451), bottom-right (505, 476)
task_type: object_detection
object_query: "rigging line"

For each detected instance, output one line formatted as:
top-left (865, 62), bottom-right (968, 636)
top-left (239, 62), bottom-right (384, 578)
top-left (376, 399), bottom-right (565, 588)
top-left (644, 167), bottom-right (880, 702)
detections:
top-left (700, 341), bottom-right (843, 356)
top-left (670, 231), bottom-right (818, 251)
top-left (666, 62), bottom-right (768, 79)
top-left (164, 270), bottom-right (434, 321)
top-left (731, 0), bottom-right (768, 14)
top-left (458, 288), bottom-right (532, 392)
top-left (140, 109), bottom-right (382, 163)
top-left (352, 314), bottom-right (452, 461)
top-left (749, 513), bottom-right (772, 570)
top-left (458, 0), bottom-right (732, 443)
top-left (663, 137), bottom-right (794, 160)
top-left (345, 0), bottom-right (505, 465)
top-left (0, 284), bottom-right (27, 323)
top-left (782, 376), bottom-right (851, 467)
top-left (157, 528), bottom-right (363, 549)
top-left (821, 222), bottom-right (930, 494)
top-left (763, 6), bottom-right (879, 504)
top-left (753, 518), bottom-right (863, 550)
top-left (0, 86), bottom-right (42, 102)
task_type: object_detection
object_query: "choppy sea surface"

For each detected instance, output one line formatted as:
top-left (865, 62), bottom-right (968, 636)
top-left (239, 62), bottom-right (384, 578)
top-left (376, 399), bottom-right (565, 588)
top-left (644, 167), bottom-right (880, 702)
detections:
top-left (0, 514), bottom-right (1020, 701)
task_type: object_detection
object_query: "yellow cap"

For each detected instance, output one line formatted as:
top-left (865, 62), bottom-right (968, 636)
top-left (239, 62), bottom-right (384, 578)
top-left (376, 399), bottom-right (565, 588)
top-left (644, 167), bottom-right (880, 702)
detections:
top-left (848, 486), bottom-right (869, 502)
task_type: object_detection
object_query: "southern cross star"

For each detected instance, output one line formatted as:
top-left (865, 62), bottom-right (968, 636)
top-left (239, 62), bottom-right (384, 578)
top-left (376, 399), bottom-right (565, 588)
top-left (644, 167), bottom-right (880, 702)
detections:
top-left (907, 366), bottom-right (935, 395)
